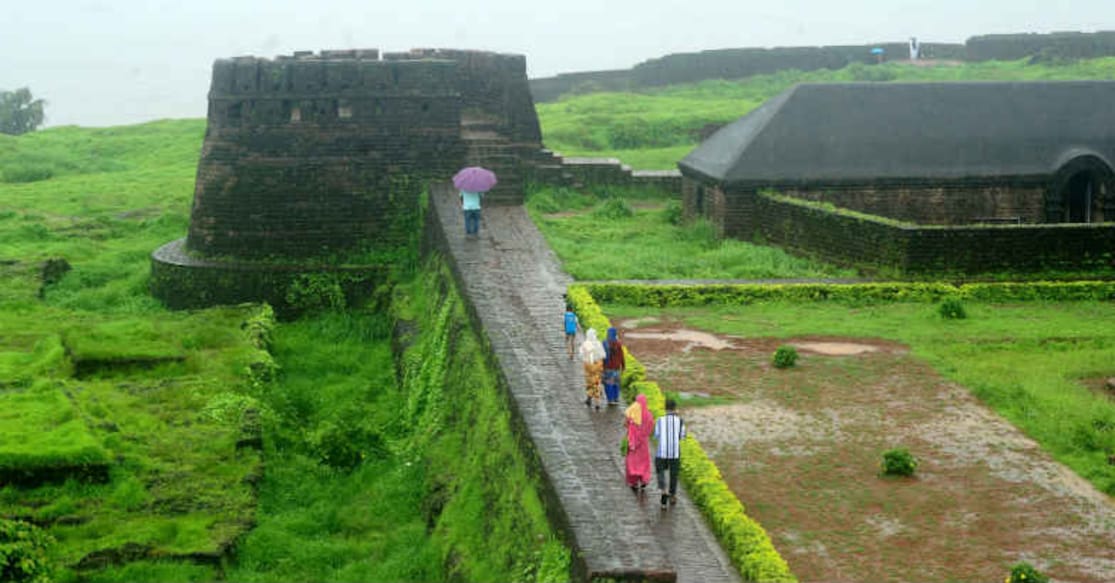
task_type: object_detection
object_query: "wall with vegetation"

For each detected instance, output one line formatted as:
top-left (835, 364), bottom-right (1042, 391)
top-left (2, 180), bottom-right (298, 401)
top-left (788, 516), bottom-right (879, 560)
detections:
top-left (724, 190), bottom-right (1115, 275)
top-left (530, 42), bottom-right (965, 102)
top-left (393, 258), bottom-right (571, 582)
top-left (778, 180), bottom-right (1048, 225)
top-left (150, 238), bottom-right (386, 316)
top-left (531, 31), bottom-right (1115, 104)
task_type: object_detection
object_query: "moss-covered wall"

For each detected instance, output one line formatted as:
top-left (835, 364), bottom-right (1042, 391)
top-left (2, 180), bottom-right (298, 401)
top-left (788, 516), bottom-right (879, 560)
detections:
top-left (746, 191), bottom-right (1115, 275)
top-left (393, 259), bottom-right (570, 582)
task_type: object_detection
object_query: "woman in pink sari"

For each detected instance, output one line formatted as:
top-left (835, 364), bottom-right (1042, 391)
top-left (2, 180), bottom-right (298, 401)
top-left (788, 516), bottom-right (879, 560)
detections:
top-left (624, 394), bottom-right (654, 493)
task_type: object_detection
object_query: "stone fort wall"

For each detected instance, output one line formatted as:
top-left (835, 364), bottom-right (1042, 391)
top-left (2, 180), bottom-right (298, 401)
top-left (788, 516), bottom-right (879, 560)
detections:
top-left (188, 51), bottom-right (467, 259)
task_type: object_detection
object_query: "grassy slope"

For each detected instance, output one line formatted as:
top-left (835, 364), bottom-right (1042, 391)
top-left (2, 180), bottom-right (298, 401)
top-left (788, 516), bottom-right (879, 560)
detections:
top-left (1, 121), bottom-right (570, 581)
top-left (603, 299), bottom-right (1115, 496)
top-left (537, 57), bottom-right (1115, 169)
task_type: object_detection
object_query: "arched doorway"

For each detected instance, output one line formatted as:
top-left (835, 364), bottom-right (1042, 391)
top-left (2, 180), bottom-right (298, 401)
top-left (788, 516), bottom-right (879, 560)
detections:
top-left (1048, 156), bottom-right (1113, 223)
top-left (1063, 171), bottom-right (1094, 223)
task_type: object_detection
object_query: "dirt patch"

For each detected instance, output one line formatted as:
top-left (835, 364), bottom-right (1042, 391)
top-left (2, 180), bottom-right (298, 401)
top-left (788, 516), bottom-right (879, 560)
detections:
top-left (622, 320), bottom-right (1115, 583)
top-left (624, 329), bottom-right (734, 351)
top-left (792, 341), bottom-right (879, 356)
top-left (1081, 376), bottom-right (1115, 402)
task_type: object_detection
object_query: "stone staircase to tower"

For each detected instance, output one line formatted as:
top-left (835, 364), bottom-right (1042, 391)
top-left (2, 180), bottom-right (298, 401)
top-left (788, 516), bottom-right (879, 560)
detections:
top-left (460, 113), bottom-right (525, 206)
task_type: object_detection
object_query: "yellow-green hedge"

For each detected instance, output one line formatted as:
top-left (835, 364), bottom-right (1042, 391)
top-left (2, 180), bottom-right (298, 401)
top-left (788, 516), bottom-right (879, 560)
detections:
top-left (582, 280), bottom-right (1115, 307)
top-left (567, 285), bottom-right (796, 582)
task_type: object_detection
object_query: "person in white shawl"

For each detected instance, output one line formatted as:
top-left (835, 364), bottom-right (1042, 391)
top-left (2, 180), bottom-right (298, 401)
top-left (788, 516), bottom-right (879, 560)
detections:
top-left (579, 328), bottom-right (606, 410)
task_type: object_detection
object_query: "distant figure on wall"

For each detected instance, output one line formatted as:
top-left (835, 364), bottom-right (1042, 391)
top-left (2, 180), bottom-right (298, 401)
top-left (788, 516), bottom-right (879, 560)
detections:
top-left (453, 166), bottom-right (497, 238)
top-left (909, 37), bottom-right (920, 61)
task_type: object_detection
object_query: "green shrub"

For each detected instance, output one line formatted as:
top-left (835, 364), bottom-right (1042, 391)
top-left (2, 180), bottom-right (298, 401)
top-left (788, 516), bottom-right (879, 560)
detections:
top-left (526, 191), bottom-right (561, 214)
top-left (772, 345), bottom-right (798, 369)
top-left (661, 200), bottom-right (682, 225)
top-left (1008, 562), bottom-right (1049, 583)
top-left (0, 519), bottom-right (55, 583)
top-left (592, 198), bottom-right (634, 220)
top-left (881, 448), bottom-right (918, 477)
top-left (285, 273), bottom-right (346, 314)
top-left (938, 297), bottom-right (968, 320)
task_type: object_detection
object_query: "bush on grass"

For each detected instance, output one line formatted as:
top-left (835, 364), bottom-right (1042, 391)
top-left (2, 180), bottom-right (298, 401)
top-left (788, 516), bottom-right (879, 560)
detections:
top-left (1007, 562), bottom-right (1049, 583)
top-left (772, 345), bottom-right (798, 369)
top-left (0, 519), bottom-right (55, 583)
top-left (880, 448), bottom-right (918, 477)
top-left (938, 297), bottom-right (967, 320)
top-left (593, 198), bottom-right (634, 220)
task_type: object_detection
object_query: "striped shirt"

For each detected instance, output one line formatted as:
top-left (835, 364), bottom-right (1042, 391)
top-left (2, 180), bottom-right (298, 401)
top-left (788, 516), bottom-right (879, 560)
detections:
top-left (653, 412), bottom-right (686, 459)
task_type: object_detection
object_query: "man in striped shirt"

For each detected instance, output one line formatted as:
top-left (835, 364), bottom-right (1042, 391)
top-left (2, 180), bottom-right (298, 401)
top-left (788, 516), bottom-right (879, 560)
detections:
top-left (653, 399), bottom-right (686, 509)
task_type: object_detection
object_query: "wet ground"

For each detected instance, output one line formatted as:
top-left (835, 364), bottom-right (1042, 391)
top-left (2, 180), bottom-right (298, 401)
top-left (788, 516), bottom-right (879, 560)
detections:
top-left (619, 318), bottom-right (1115, 583)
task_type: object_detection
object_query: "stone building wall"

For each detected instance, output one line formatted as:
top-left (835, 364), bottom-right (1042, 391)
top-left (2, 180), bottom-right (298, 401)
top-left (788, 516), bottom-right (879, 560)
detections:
top-left (778, 181), bottom-right (1048, 225)
top-left (386, 48), bottom-right (541, 144)
top-left (749, 190), bottom-right (1115, 274)
top-left (187, 52), bottom-right (466, 259)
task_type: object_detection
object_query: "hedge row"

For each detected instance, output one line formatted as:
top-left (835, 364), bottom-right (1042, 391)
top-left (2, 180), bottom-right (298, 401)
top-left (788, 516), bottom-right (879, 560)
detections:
top-left (581, 280), bottom-right (1115, 308)
top-left (566, 286), bottom-right (797, 582)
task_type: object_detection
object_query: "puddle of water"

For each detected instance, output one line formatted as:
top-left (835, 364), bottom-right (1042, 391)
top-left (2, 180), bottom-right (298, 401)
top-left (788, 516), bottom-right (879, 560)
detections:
top-left (618, 317), bottom-right (661, 329)
top-left (678, 391), bottom-right (712, 399)
top-left (623, 329), bottom-right (734, 351)
top-left (792, 341), bottom-right (879, 356)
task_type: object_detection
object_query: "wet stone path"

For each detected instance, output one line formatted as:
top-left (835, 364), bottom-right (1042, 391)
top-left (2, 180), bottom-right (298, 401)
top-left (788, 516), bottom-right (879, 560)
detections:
top-left (430, 183), bottom-right (741, 583)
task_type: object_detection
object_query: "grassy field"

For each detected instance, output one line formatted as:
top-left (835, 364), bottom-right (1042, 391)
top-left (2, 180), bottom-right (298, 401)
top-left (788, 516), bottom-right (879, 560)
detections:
top-left (537, 57), bottom-right (1115, 169)
top-left (526, 185), bottom-right (859, 280)
top-left (0, 122), bottom-right (569, 581)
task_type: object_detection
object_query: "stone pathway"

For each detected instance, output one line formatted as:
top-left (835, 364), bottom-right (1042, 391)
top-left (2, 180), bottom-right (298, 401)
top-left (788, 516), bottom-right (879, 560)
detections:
top-left (430, 183), bottom-right (741, 583)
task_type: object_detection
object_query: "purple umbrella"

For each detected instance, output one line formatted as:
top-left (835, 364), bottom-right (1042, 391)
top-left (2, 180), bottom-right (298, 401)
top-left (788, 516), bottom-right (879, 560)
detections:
top-left (453, 166), bottom-right (498, 192)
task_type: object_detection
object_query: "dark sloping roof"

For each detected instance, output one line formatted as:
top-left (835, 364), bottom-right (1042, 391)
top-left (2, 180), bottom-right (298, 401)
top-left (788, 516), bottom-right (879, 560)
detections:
top-left (679, 81), bottom-right (1115, 184)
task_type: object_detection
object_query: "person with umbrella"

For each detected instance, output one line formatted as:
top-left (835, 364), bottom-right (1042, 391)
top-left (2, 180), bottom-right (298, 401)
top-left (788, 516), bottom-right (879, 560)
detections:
top-left (453, 166), bottom-right (497, 237)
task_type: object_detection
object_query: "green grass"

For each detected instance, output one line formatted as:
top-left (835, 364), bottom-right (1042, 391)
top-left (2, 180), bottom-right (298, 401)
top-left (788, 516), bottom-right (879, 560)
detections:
top-left (538, 57), bottom-right (1115, 169)
top-left (527, 185), bottom-right (858, 280)
top-left (0, 386), bottom-right (109, 474)
top-left (224, 313), bottom-right (445, 583)
top-left (602, 299), bottom-right (1115, 495)
top-left (1, 118), bottom-right (570, 581)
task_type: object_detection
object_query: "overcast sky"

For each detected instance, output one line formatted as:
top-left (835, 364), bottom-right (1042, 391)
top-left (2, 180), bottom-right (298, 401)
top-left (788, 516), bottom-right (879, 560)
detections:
top-left (5, 0), bottom-right (1114, 127)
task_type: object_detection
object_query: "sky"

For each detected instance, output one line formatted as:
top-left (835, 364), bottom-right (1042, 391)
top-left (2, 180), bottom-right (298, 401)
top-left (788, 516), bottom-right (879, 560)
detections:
top-left (4, 0), bottom-right (1114, 127)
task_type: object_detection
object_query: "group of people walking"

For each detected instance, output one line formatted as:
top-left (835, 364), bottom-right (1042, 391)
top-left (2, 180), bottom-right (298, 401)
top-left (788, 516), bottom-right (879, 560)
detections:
top-left (564, 304), bottom-right (686, 509)
top-left (574, 324), bottom-right (626, 410)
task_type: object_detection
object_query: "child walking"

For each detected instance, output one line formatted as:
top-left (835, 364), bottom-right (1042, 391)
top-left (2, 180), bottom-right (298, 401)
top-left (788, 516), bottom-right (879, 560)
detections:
top-left (563, 304), bottom-right (579, 360)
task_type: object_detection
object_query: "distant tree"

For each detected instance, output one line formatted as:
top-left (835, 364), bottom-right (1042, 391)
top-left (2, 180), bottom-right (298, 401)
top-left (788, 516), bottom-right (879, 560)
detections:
top-left (0, 88), bottom-right (46, 135)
